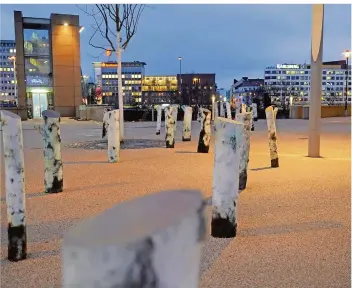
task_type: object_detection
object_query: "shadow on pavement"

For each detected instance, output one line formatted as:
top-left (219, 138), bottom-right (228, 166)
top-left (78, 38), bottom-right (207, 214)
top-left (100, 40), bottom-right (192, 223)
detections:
top-left (250, 166), bottom-right (273, 171)
top-left (240, 221), bottom-right (344, 237)
top-left (175, 151), bottom-right (198, 154)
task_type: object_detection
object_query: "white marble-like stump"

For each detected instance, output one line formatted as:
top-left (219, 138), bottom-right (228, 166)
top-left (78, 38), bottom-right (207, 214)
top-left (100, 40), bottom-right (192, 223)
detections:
top-left (182, 106), bottom-right (192, 141)
top-left (172, 104), bottom-right (178, 133)
top-left (214, 102), bottom-right (219, 119)
top-left (197, 108), bottom-right (211, 153)
top-left (164, 106), bottom-right (169, 134)
top-left (235, 112), bottom-right (252, 191)
top-left (107, 109), bottom-right (120, 163)
top-left (252, 103), bottom-right (258, 121)
top-left (211, 117), bottom-right (243, 238)
top-left (220, 102), bottom-right (225, 117)
top-left (1, 110), bottom-right (27, 261)
top-left (156, 105), bottom-right (162, 135)
top-left (102, 108), bottom-right (111, 139)
top-left (166, 106), bottom-right (176, 148)
top-left (42, 110), bottom-right (63, 193)
top-left (265, 106), bottom-right (279, 168)
top-left (226, 102), bottom-right (232, 119)
top-left (62, 189), bottom-right (206, 288)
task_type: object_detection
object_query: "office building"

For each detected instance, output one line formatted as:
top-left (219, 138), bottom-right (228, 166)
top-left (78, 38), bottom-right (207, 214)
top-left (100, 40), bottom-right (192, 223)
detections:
top-left (142, 75), bottom-right (178, 104)
top-left (264, 61), bottom-right (351, 104)
top-left (177, 73), bottom-right (216, 105)
top-left (93, 61), bottom-right (146, 105)
top-left (231, 77), bottom-right (264, 105)
top-left (0, 40), bottom-right (17, 105)
top-left (14, 11), bottom-right (82, 119)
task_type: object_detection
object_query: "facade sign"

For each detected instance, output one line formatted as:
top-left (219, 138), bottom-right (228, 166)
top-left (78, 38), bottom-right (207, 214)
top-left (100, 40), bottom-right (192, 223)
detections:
top-left (276, 64), bottom-right (300, 69)
top-left (102, 62), bottom-right (117, 68)
top-left (26, 75), bottom-right (50, 86)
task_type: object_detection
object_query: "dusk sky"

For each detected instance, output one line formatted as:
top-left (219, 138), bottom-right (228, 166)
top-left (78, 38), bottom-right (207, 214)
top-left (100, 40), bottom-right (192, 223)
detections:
top-left (1, 4), bottom-right (351, 88)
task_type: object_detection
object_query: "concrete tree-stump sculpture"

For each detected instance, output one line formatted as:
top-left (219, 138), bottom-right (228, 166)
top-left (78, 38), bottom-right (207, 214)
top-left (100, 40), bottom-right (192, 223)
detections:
top-left (182, 106), bottom-right (192, 141)
top-left (172, 104), bottom-right (178, 133)
top-left (211, 117), bottom-right (243, 238)
top-left (62, 189), bottom-right (206, 288)
top-left (102, 108), bottom-right (111, 139)
top-left (214, 102), bottom-right (219, 119)
top-left (241, 103), bottom-right (247, 114)
top-left (252, 103), bottom-right (258, 121)
top-left (41, 110), bottom-right (63, 193)
top-left (1, 110), bottom-right (27, 261)
top-left (197, 108), bottom-right (211, 153)
top-left (226, 102), bottom-right (232, 119)
top-left (265, 106), bottom-right (279, 168)
top-left (220, 102), bottom-right (225, 117)
top-left (236, 112), bottom-right (252, 190)
top-left (166, 106), bottom-right (176, 148)
top-left (164, 106), bottom-right (169, 134)
top-left (107, 109), bottom-right (120, 163)
top-left (156, 105), bottom-right (162, 135)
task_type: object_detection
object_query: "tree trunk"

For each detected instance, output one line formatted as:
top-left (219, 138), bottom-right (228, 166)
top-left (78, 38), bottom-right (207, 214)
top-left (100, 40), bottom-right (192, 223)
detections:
top-left (235, 112), bottom-right (252, 190)
top-left (1, 110), bottom-right (27, 261)
top-left (225, 102), bottom-right (231, 119)
top-left (62, 190), bottom-right (206, 288)
top-left (116, 28), bottom-right (124, 141)
top-left (265, 106), bottom-right (279, 168)
top-left (107, 109), bottom-right (120, 163)
top-left (165, 106), bottom-right (175, 148)
top-left (156, 105), bottom-right (162, 135)
top-left (42, 110), bottom-right (63, 193)
top-left (197, 108), bottom-right (211, 153)
top-left (182, 106), bottom-right (192, 141)
top-left (211, 117), bottom-right (243, 238)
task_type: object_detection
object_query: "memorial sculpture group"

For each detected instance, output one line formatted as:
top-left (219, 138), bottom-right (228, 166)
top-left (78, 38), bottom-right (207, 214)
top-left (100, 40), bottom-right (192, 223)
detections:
top-left (1, 102), bottom-right (279, 287)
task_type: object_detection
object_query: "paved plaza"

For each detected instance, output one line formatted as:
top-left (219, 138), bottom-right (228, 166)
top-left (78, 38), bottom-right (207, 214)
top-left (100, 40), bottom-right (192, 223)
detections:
top-left (0, 117), bottom-right (351, 288)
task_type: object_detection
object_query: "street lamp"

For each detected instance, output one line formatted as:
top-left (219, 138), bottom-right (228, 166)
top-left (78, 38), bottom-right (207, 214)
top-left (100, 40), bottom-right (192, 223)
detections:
top-left (211, 94), bottom-right (215, 121)
top-left (79, 26), bottom-right (85, 33)
top-left (343, 49), bottom-right (350, 117)
top-left (8, 56), bottom-right (17, 104)
top-left (178, 57), bottom-right (182, 103)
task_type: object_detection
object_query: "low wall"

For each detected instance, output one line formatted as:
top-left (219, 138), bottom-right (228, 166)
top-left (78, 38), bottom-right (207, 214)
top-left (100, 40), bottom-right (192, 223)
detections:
top-left (0, 107), bottom-right (28, 120)
top-left (290, 105), bottom-right (351, 119)
top-left (77, 105), bottom-right (114, 122)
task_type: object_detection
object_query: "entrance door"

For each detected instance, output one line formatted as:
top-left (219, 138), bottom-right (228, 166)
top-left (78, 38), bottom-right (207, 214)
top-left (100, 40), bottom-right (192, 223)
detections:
top-left (32, 93), bottom-right (48, 118)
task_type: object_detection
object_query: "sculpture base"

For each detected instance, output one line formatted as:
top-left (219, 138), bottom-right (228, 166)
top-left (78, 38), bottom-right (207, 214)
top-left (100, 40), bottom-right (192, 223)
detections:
top-left (271, 158), bottom-right (279, 168)
top-left (211, 217), bottom-right (237, 238)
top-left (8, 224), bottom-right (27, 261)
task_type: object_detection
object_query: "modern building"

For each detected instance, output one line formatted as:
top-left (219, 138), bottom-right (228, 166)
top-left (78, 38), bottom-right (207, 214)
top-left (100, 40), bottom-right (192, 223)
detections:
top-left (93, 61), bottom-right (146, 106)
top-left (14, 11), bottom-right (82, 119)
top-left (142, 75), bottom-right (178, 104)
top-left (231, 77), bottom-right (264, 105)
top-left (0, 40), bottom-right (17, 105)
top-left (264, 61), bottom-right (351, 104)
top-left (177, 73), bottom-right (216, 105)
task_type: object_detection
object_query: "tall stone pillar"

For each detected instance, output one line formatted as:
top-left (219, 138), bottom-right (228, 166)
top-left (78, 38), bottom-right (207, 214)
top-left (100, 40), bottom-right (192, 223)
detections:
top-left (308, 4), bottom-right (324, 158)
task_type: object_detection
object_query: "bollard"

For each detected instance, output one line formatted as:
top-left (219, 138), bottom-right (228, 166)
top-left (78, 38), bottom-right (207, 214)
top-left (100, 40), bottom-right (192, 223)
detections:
top-left (252, 103), bottom-right (258, 121)
top-left (220, 102), bottom-right (225, 117)
top-left (172, 104), bottom-right (178, 133)
top-left (211, 117), bottom-right (243, 238)
top-left (156, 105), bottom-right (162, 135)
top-left (225, 102), bottom-right (232, 119)
top-left (165, 106), bottom-right (175, 148)
top-left (107, 109), bottom-right (120, 163)
top-left (41, 110), bottom-right (63, 193)
top-left (235, 112), bottom-right (252, 191)
top-left (1, 110), bottom-right (27, 261)
top-left (197, 108), bottom-right (211, 153)
top-left (182, 106), bottom-right (192, 141)
top-left (214, 102), bottom-right (219, 119)
top-left (62, 189), bottom-right (206, 288)
top-left (265, 106), bottom-right (279, 168)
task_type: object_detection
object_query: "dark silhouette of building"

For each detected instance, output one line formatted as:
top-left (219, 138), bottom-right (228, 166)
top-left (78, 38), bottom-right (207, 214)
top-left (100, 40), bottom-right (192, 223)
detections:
top-left (177, 73), bottom-right (216, 105)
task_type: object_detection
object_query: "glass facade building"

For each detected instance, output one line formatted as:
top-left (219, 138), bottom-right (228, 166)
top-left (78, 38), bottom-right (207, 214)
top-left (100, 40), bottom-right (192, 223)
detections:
top-left (142, 76), bottom-right (178, 104)
top-left (0, 40), bottom-right (17, 105)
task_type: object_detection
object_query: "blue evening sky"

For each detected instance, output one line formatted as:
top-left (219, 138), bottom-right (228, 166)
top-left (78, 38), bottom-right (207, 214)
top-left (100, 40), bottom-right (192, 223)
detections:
top-left (1, 4), bottom-right (350, 88)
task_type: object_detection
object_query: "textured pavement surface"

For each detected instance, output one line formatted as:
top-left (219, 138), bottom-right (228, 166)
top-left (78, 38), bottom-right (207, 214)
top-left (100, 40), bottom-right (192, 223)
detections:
top-left (0, 117), bottom-right (350, 288)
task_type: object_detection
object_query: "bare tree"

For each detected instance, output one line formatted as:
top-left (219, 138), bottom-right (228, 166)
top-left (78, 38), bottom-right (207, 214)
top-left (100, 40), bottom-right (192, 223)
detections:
top-left (78, 4), bottom-right (145, 141)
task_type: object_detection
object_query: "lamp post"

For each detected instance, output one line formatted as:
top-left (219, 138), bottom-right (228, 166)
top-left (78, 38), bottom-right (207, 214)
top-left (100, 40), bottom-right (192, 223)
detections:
top-left (8, 56), bottom-right (17, 104)
top-left (211, 95), bottom-right (215, 121)
top-left (343, 50), bottom-right (350, 117)
top-left (178, 57), bottom-right (182, 104)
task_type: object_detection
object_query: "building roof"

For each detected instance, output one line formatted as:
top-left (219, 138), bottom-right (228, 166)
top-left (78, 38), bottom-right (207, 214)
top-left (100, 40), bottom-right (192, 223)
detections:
top-left (93, 61), bottom-right (147, 67)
